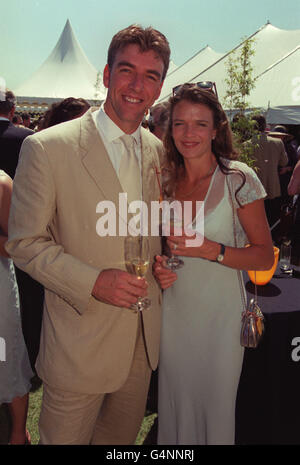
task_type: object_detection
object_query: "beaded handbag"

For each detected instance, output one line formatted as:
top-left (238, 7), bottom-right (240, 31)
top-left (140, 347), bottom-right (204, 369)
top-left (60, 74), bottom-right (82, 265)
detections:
top-left (226, 177), bottom-right (264, 348)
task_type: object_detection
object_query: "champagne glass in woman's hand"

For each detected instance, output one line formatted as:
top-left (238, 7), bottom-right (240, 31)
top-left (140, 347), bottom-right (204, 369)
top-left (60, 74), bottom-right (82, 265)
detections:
top-left (124, 236), bottom-right (151, 312)
top-left (162, 197), bottom-right (184, 271)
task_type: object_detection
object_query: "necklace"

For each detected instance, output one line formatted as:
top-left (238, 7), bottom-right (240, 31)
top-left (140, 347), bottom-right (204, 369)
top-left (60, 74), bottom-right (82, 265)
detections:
top-left (176, 163), bottom-right (217, 199)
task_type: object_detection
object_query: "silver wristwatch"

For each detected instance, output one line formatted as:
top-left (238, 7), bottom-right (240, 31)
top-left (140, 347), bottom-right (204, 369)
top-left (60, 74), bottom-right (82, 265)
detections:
top-left (215, 243), bottom-right (226, 263)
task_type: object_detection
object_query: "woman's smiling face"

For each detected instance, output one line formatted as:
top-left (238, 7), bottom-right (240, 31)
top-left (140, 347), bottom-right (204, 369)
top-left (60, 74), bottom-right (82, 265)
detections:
top-left (171, 100), bottom-right (217, 161)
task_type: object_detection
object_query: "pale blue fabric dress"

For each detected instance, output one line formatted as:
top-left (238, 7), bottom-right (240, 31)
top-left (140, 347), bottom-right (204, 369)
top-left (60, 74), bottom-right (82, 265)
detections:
top-left (0, 212), bottom-right (33, 403)
top-left (158, 160), bottom-right (266, 445)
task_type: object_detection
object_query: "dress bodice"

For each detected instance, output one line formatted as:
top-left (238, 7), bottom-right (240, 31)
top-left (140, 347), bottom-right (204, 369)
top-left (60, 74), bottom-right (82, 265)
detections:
top-left (192, 159), bottom-right (266, 248)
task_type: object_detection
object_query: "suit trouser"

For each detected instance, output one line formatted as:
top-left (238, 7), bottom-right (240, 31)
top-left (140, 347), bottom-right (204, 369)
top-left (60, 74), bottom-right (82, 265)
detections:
top-left (39, 315), bottom-right (152, 444)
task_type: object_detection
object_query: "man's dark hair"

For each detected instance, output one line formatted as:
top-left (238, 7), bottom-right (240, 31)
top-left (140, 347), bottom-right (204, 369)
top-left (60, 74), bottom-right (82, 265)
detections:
top-left (0, 90), bottom-right (16, 115)
top-left (251, 114), bottom-right (266, 132)
top-left (107, 24), bottom-right (170, 81)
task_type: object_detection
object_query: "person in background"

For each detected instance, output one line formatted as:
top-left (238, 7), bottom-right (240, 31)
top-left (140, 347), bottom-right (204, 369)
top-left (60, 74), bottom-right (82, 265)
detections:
top-left (35, 115), bottom-right (46, 132)
top-left (288, 159), bottom-right (300, 195)
top-left (288, 159), bottom-right (300, 261)
top-left (249, 115), bottom-right (288, 228)
top-left (0, 91), bottom-right (34, 178)
top-left (0, 170), bottom-right (33, 444)
top-left (287, 126), bottom-right (300, 161)
top-left (21, 112), bottom-right (31, 128)
top-left (149, 102), bottom-right (170, 141)
top-left (42, 97), bottom-right (90, 128)
top-left (268, 125), bottom-right (299, 203)
top-left (0, 90), bottom-right (44, 378)
top-left (12, 114), bottom-right (24, 127)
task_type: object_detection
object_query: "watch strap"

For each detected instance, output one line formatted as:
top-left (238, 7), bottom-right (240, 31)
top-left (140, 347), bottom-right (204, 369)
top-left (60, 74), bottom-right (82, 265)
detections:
top-left (215, 243), bottom-right (225, 263)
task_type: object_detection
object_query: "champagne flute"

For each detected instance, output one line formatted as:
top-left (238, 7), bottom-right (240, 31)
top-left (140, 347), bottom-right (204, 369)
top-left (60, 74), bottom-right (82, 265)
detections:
top-left (124, 235), bottom-right (151, 312)
top-left (162, 197), bottom-right (184, 271)
top-left (279, 239), bottom-right (292, 273)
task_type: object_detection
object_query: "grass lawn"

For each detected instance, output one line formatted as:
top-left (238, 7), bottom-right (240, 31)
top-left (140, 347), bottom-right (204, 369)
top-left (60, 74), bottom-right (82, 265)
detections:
top-left (0, 384), bottom-right (157, 445)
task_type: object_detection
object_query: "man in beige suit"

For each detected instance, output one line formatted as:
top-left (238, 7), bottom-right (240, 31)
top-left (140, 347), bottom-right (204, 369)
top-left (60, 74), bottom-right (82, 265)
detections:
top-left (6, 25), bottom-right (170, 444)
top-left (250, 115), bottom-right (288, 227)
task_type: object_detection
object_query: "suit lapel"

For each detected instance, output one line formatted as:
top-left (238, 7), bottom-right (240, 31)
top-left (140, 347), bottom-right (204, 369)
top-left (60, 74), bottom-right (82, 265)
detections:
top-left (141, 130), bottom-right (161, 207)
top-left (79, 112), bottom-right (161, 235)
top-left (79, 110), bottom-right (132, 232)
top-left (79, 110), bottom-right (122, 207)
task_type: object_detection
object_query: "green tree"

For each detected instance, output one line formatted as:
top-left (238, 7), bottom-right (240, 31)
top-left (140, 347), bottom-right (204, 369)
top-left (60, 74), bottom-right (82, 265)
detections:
top-left (224, 37), bottom-right (257, 114)
top-left (224, 37), bottom-right (259, 168)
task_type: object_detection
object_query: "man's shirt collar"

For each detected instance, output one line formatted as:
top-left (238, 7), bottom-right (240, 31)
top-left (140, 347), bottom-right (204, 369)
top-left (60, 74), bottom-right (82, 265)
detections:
top-left (95, 104), bottom-right (141, 146)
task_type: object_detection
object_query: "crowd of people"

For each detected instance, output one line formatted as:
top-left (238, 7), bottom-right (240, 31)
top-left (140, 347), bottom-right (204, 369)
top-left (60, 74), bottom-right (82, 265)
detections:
top-left (0, 23), bottom-right (300, 446)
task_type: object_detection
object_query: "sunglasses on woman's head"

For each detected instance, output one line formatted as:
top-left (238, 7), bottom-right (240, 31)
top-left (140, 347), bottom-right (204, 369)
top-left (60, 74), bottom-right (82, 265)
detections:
top-left (172, 81), bottom-right (218, 99)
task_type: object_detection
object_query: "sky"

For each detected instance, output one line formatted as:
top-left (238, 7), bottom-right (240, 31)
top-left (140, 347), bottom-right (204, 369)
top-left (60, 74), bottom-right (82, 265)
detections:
top-left (1, 0), bottom-right (300, 90)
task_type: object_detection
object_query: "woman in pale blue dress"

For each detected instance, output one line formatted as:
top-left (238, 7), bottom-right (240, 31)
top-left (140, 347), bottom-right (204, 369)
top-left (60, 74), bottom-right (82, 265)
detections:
top-left (0, 170), bottom-right (33, 444)
top-left (154, 85), bottom-right (274, 445)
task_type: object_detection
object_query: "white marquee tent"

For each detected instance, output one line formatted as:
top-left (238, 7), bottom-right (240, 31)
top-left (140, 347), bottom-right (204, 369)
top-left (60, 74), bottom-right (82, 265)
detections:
top-left (167, 60), bottom-right (178, 75)
top-left (14, 20), bottom-right (177, 112)
top-left (14, 19), bottom-right (106, 109)
top-left (158, 45), bottom-right (224, 102)
top-left (249, 46), bottom-right (300, 124)
top-left (14, 20), bottom-right (300, 122)
top-left (158, 22), bottom-right (300, 124)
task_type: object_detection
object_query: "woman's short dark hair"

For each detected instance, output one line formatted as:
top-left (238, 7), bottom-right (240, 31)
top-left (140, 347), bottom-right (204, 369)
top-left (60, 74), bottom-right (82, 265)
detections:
top-left (163, 84), bottom-right (245, 202)
top-left (107, 24), bottom-right (170, 81)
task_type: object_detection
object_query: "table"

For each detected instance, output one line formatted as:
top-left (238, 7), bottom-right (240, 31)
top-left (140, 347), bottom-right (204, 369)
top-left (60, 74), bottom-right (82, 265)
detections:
top-left (235, 266), bottom-right (300, 444)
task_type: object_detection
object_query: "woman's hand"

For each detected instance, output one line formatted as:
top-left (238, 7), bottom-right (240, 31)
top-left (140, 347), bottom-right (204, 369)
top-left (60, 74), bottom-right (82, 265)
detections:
top-left (166, 198), bottom-right (274, 270)
top-left (153, 255), bottom-right (177, 290)
top-left (167, 232), bottom-right (219, 261)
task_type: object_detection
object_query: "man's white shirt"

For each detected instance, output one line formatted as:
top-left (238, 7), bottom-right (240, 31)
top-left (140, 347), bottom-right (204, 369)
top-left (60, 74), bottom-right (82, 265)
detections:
top-left (92, 105), bottom-right (142, 181)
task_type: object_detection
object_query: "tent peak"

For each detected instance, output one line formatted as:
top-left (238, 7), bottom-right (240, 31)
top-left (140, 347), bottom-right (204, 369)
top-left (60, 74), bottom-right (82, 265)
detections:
top-left (53, 19), bottom-right (87, 63)
top-left (60, 19), bottom-right (75, 39)
top-left (14, 18), bottom-right (107, 101)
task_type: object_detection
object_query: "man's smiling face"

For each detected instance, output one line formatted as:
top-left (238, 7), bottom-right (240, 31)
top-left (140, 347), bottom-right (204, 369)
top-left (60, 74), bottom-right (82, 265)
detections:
top-left (103, 44), bottom-right (164, 134)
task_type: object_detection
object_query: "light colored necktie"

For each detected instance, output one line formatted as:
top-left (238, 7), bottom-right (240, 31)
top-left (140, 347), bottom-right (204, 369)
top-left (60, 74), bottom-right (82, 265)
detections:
top-left (119, 134), bottom-right (141, 204)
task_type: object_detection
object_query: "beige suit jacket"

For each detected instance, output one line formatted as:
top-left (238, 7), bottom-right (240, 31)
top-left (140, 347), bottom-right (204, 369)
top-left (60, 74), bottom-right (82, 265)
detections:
top-left (6, 109), bottom-right (163, 394)
top-left (251, 133), bottom-right (288, 199)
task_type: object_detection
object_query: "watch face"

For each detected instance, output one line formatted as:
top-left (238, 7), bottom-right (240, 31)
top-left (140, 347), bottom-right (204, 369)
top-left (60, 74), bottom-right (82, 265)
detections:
top-left (217, 254), bottom-right (224, 263)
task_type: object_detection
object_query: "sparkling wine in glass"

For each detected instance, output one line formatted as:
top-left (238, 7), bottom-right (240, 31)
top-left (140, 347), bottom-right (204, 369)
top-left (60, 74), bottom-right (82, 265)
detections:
top-left (124, 236), bottom-right (151, 312)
